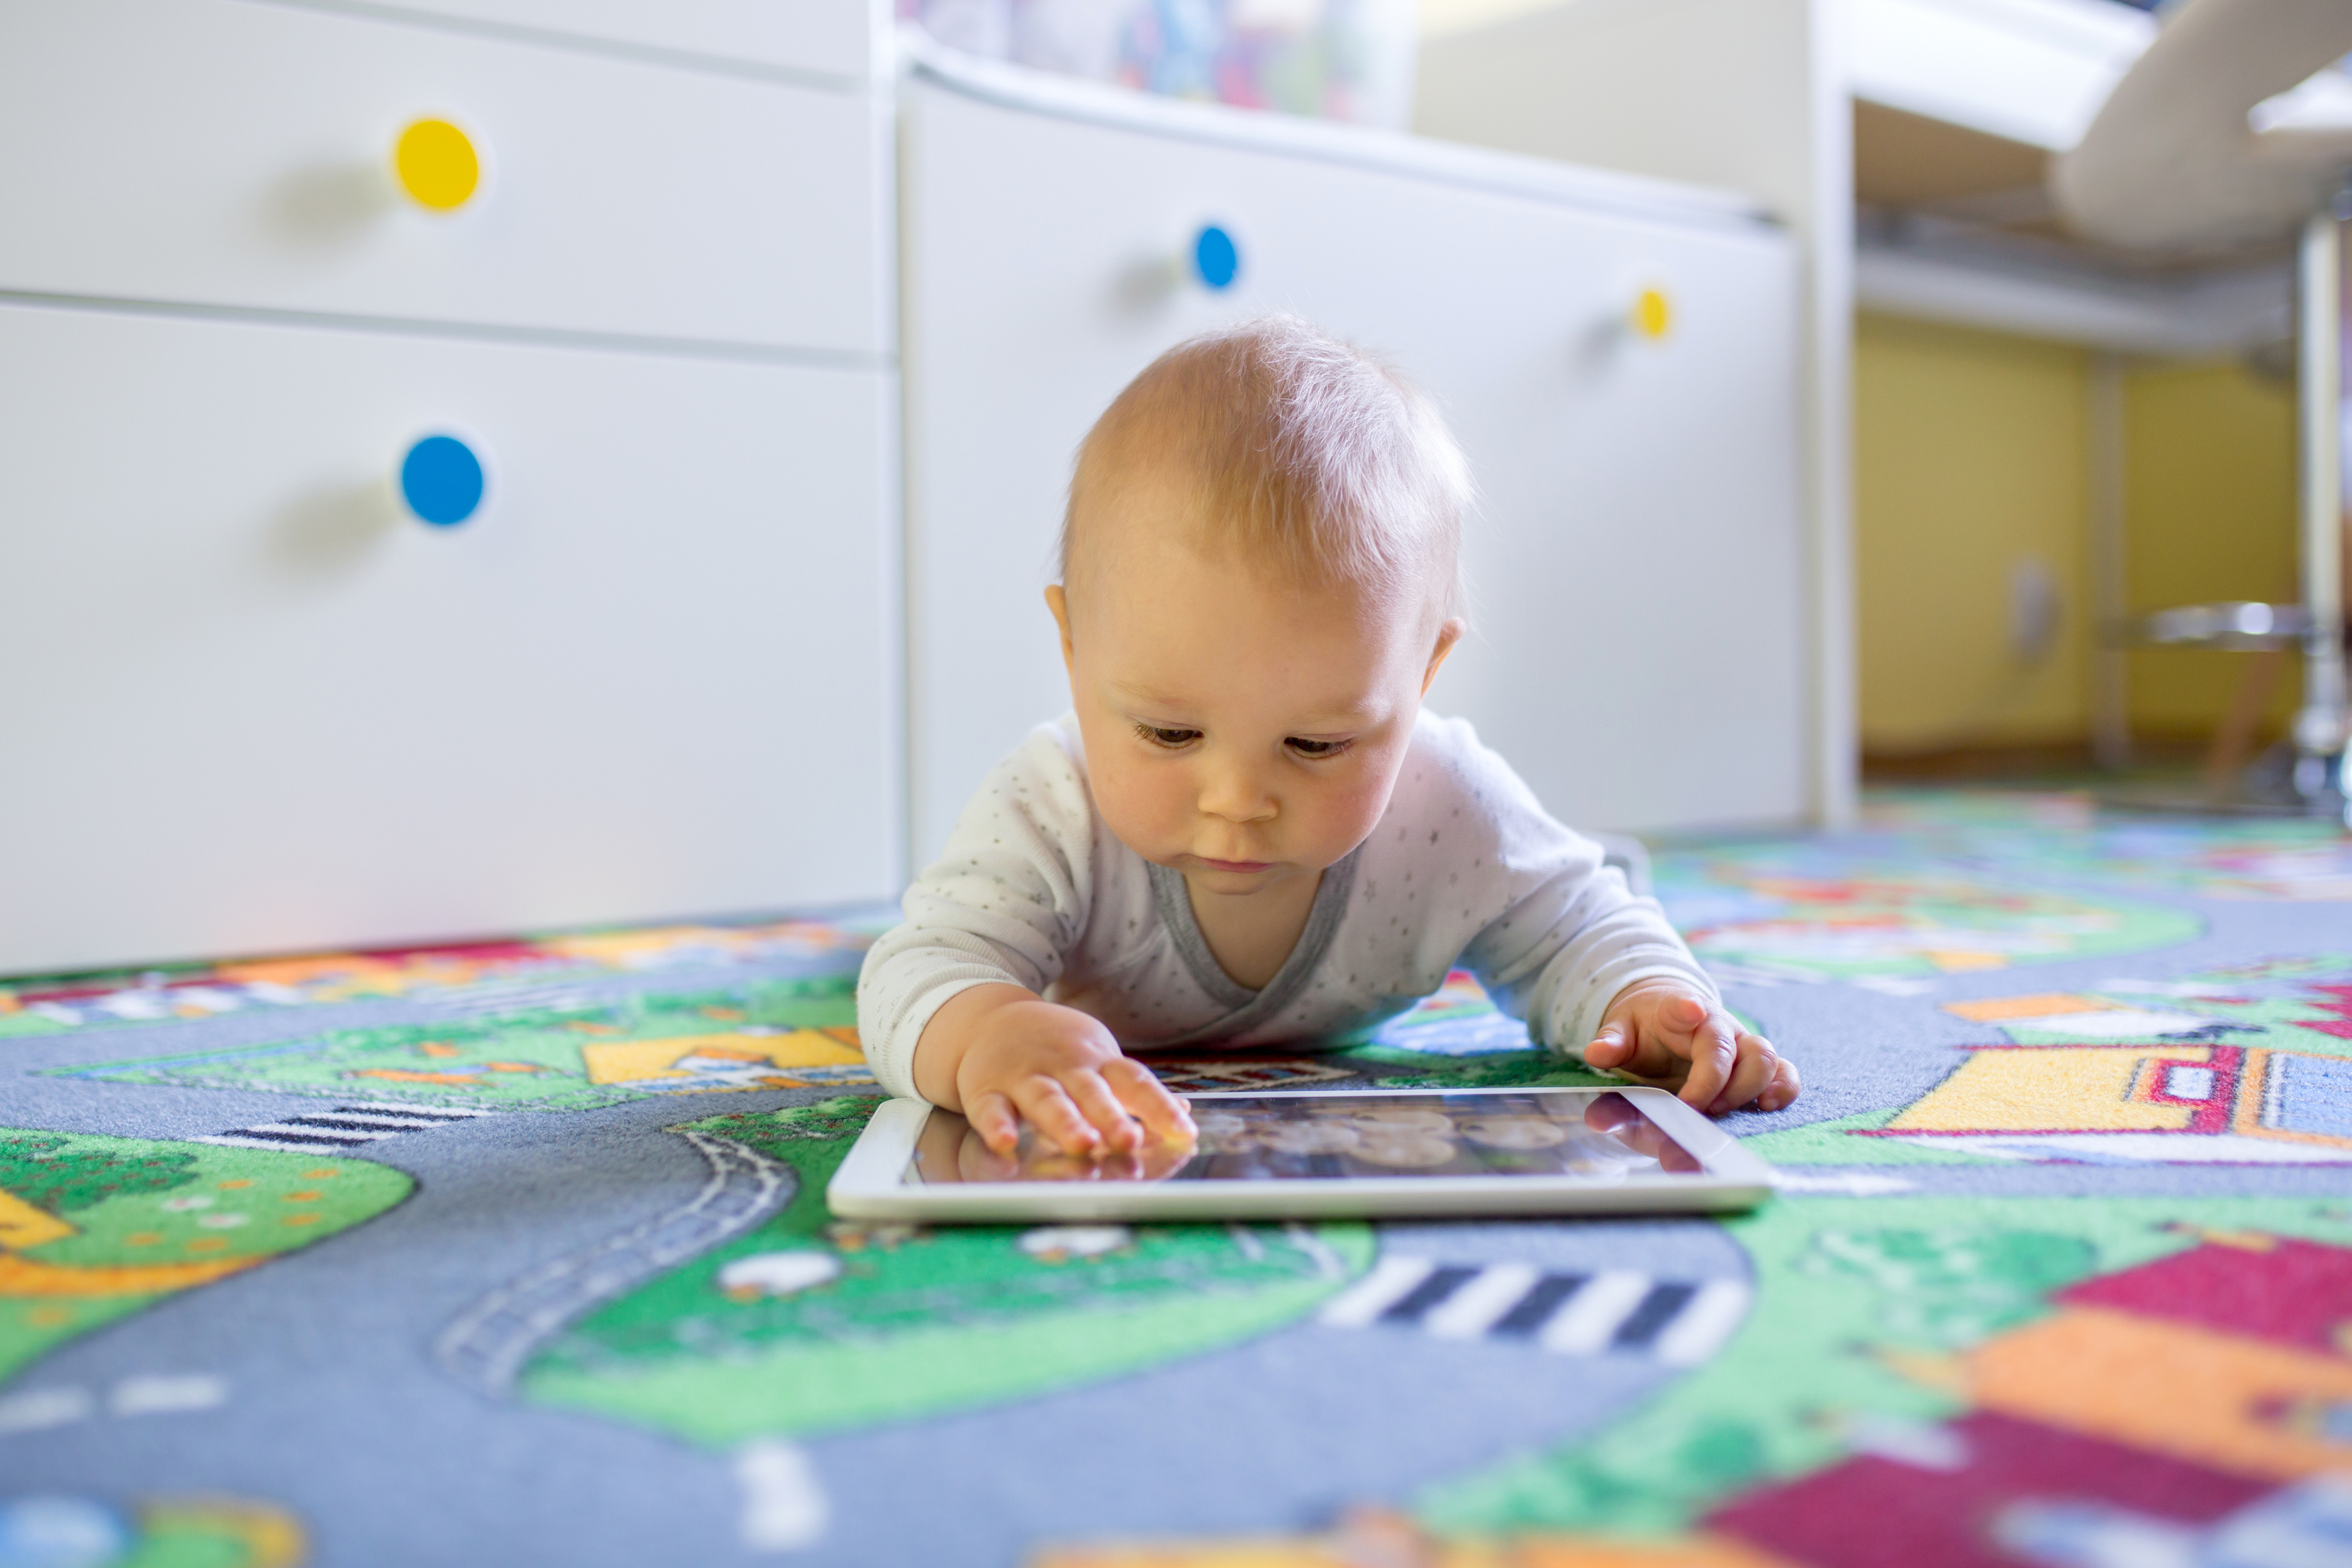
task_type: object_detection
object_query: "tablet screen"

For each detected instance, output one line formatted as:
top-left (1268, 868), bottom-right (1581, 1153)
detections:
top-left (905, 1089), bottom-right (1706, 1186)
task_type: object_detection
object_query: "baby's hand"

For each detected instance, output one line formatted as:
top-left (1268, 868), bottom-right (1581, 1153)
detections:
top-left (952, 993), bottom-right (1196, 1158)
top-left (1582, 980), bottom-right (1799, 1115)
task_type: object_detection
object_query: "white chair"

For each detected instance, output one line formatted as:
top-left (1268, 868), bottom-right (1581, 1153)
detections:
top-left (2054, 0), bottom-right (2352, 817)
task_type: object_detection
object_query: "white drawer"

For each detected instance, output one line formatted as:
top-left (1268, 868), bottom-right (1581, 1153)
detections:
top-left (902, 77), bottom-right (1806, 855)
top-left (0, 0), bottom-right (889, 357)
top-left (361, 0), bottom-right (880, 82)
top-left (0, 303), bottom-right (902, 976)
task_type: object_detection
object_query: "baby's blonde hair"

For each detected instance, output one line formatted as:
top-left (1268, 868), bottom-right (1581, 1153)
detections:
top-left (1060, 316), bottom-right (1469, 621)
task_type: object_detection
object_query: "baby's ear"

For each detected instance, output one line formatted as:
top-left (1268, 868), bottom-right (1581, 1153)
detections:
top-left (1045, 584), bottom-right (1076, 672)
top-left (1421, 617), bottom-right (1467, 694)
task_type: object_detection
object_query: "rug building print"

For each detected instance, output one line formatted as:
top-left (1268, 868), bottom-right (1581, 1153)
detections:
top-left (2, 788), bottom-right (2347, 1566)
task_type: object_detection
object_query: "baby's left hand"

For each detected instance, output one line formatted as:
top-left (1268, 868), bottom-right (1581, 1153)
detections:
top-left (1583, 980), bottom-right (1799, 1116)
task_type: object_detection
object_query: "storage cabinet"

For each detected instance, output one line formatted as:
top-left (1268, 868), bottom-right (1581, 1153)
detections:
top-left (0, 306), bottom-right (900, 975)
top-left (353, 0), bottom-right (881, 82)
top-left (0, 0), bottom-right (891, 355)
top-left (900, 63), bottom-right (1808, 864)
top-left (0, 0), bottom-right (898, 975)
top-left (0, 7), bottom-right (1815, 974)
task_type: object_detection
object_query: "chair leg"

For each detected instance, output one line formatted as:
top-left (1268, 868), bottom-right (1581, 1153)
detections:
top-left (2203, 648), bottom-right (2291, 797)
top-left (2293, 209), bottom-right (2348, 774)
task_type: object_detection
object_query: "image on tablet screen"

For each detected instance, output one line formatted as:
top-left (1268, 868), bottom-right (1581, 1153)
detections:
top-left (906, 1090), bottom-right (1703, 1186)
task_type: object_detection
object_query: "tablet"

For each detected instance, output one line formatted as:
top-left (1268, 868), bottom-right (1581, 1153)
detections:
top-left (825, 1086), bottom-right (1773, 1223)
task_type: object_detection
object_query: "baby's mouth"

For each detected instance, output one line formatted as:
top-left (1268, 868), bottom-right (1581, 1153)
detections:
top-left (1194, 856), bottom-right (1274, 874)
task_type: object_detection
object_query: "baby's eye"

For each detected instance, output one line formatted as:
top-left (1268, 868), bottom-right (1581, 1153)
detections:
top-left (1136, 724), bottom-right (1202, 749)
top-left (1286, 737), bottom-right (1351, 758)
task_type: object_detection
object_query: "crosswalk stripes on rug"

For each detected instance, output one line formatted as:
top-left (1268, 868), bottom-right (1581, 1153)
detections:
top-left (424, 981), bottom-right (604, 1015)
top-left (1319, 1256), bottom-right (1749, 1365)
top-left (192, 1102), bottom-right (497, 1154)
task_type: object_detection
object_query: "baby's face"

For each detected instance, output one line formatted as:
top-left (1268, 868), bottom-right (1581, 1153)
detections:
top-left (1049, 485), bottom-right (1457, 898)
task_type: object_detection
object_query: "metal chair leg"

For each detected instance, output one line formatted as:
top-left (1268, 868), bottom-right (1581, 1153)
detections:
top-left (2292, 206), bottom-right (2350, 822)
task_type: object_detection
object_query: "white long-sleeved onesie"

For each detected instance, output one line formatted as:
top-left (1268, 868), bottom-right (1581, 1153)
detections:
top-left (856, 710), bottom-right (1717, 1102)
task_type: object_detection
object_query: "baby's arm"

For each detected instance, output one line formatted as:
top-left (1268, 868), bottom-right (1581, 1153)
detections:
top-left (911, 985), bottom-right (1193, 1157)
top-left (857, 726), bottom-right (1192, 1157)
top-left (1456, 803), bottom-right (1797, 1114)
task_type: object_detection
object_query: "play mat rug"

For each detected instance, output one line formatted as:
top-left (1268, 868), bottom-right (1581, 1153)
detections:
top-left (4, 788), bottom-right (2351, 1567)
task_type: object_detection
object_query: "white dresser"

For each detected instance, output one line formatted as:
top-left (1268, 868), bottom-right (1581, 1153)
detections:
top-left (0, 8), bottom-right (1818, 976)
top-left (900, 50), bottom-right (1809, 869)
top-left (0, 0), bottom-right (902, 975)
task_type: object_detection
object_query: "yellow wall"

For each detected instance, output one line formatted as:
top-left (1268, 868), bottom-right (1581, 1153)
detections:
top-left (1855, 313), bottom-right (2301, 757)
top-left (2121, 361), bottom-right (2300, 740)
top-left (1855, 313), bottom-right (2091, 754)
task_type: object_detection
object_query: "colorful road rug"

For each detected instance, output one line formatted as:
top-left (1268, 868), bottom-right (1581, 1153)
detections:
top-left (4, 791), bottom-right (2349, 1567)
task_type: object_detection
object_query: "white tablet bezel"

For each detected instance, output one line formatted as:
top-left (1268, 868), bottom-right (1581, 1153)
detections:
top-left (825, 1085), bottom-right (1774, 1223)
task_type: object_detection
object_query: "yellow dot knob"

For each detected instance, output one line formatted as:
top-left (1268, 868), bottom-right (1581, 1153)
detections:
top-left (394, 118), bottom-right (480, 212)
top-left (1633, 287), bottom-right (1672, 341)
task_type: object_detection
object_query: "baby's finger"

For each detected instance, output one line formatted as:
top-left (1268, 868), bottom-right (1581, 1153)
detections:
top-left (967, 1090), bottom-right (1022, 1157)
top-left (1656, 994), bottom-right (1712, 1043)
top-left (1062, 1068), bottom-right (1144, 1152)
top-left (1678, 1009), bottom-right (1741, 1112)
top-left (1584, 1021), bottom-right (1633, 1069)
top-left (1010, 1077), bottom-right (1101, 1157)
top-left (1757, 1054), bottom-right (1802, 1113)
top-left (1104, 1056), bottom-right (1196, 1142)
top-left (1631, 995), bottom-right (1710, 1065)
top-left (1591, 1020), bottom-right (1691, 1082)
top-left (1707, 1034), bottom-right (1779, 1115)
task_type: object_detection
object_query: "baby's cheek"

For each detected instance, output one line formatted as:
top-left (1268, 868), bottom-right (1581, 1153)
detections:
top-left (1310, 765), bottom-right (1400, 856)
top-left (1091, 755), bottom-right (1192, 856)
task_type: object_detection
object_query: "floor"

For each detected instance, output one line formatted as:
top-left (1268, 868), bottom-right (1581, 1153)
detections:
top-left (2, 788), bottom-right (2348, 1567)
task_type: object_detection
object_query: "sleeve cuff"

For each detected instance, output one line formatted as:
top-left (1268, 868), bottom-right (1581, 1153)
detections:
top-left (864, 973), bottom-right (1012, 1102)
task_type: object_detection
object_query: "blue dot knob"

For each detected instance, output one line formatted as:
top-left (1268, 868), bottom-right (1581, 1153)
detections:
top-left (1193, 225), bottom-right (1240, 290)
top-left (399, 434), bottom-right (485, 527)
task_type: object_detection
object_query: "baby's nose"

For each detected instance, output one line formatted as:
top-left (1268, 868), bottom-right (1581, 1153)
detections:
top-left (1199, 771), bottom-right (1278, 823)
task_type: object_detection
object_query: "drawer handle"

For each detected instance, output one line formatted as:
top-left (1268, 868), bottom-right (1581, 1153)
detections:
top-left (1631, 287), bottom-right (1672, 341)
top-left (399, 435), bottom-right (486, 527)
top-left (1193, 225), bottom-right (1241, 290)
top-left (394, 118), bottom-right (483, 212)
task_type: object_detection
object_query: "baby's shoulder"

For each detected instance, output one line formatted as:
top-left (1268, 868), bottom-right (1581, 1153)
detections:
top-left (965, 716), bottom-right (1093, 824)
top-left (1391, 711), bottom-right (1547, 824)
top-left (929, 716), bottom-right (1110, 878)
top-left (1363, 711), bottom-right (1581, 881)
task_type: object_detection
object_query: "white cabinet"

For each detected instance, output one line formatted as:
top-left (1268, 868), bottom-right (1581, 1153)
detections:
top-left (0, 0), bottom-right (891, 355)
top-left (0, 304), bottom-right (900, 975)
top-left (0, 0), bottom-right (898, 976)
top-left (0, 5), bottom-right (1812, 973)
top-left (355, 0), bottom-right (882, 82)
top-left (901, 63), bottom-right (1807, 866)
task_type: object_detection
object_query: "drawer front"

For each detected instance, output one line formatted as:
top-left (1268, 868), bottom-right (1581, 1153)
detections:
top-left (363, 0), bottom-right (879, 82)
top-left (0, 0), bottom-right (888, 356)
top-left (0, 303), bottom-right (901, 976)
top-left (904, 79), bottom-right (1806, 855)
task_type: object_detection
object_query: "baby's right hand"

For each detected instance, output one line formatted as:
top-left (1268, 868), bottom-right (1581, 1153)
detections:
top-left (932, 989), bottom-right (1195, 1158)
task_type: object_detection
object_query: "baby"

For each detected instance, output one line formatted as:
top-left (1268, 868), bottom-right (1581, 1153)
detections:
top-left (860, 317), bottom-right (1799, 1157)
